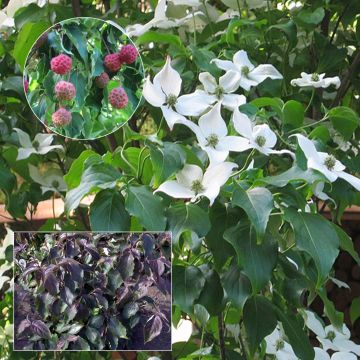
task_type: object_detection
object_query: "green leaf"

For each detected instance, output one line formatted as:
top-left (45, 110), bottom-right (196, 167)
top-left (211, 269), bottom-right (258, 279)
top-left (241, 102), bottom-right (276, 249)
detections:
top-left (70, 71), bottom-right (88, 108)
top-left (221, 264), bottom-right (251, 310)
top-left (125, 185), bottom-right (166, 231)
top-left (283, 208), bottom-right (339, 286)
top-left (173, 265), bottom-right (206, 313)
top-left (197, 267), bottom-right (224, 315)
top-left (85, 326), bottom-right (101, 344)
top-left (166, 203), bottom-right (211, 246)
top-left (328, 106), bottom-right (360, 140)
top-left (89, 189), bottom-right (130, 231)
top-left (275, 308), bottom-right (315, 360)
top-left (266, 20), bottom-right (297, 50)
top-left (13, 22), bottom-right (49, 70)
top-left (188, 45), bottom-right (219, 74)
top-left (295, 7), bottom-right (325, 28)
top-left (317, 288), bottom-right (343, 329)
top-left (250, 97), bottom-right (284, 118)
top-left (232, 184), bottom-right (273, 242)
top-left (332, 223), bottom-right (360, 265)
top-left (283, 100), bottom-right (304, 128)
top-left (0, 159), bottom-right (16, 196)
top-left (64, 24), bottom-right (88, 63)
top-left (64, 150), bottom-right (102, 189)
top-left (224, 221), bottom-right (277, 293)
top-left (350, 298), bottom-right (360, 324)
top-left (149, 142), bottom-right (186, 187)
top-left (243, 295), bottom-right (277, 356)
top-left (258, 164), bottom-right (325, 187)
top-left (136, 31), bottom-right (187, 54)
top-left (65, 163), bottom-right (121, 212)
top-left (1, 76), bottom-right (24, 98)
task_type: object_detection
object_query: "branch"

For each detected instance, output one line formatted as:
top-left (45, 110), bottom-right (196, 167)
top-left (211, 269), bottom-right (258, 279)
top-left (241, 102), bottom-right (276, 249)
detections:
top-left (218, 313), bottom-right (226, 360)
top-left (332, 49), bottom-right (360, 107)
top-left (71, 0), bottom-right (81, 17)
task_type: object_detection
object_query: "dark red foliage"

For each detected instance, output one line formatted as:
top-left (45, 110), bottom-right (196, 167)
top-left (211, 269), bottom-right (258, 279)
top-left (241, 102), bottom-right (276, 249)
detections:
top-left (14, 232), bottom-right (171, 350)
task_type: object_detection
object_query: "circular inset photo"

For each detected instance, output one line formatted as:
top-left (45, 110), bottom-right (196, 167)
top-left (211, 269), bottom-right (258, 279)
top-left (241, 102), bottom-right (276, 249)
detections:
top-left (24, 17), bottom-right (144, 140)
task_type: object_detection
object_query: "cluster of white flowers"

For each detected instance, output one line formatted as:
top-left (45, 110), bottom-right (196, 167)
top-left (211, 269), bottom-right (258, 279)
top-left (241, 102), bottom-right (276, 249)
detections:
top-left (143, 53), bottom-right (360, 206)
top-left (143, 52), bottom-right (290, 204)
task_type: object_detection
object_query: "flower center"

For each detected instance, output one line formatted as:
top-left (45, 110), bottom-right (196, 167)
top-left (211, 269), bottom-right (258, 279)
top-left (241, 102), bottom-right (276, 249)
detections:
top-left (206, 134), bottom-right (219, 148)
top-left (214, 86), bottom-right (224, 100)
top-left (166, 94), bottom-right (177, 107)
top-left (255, 135), bottom-right (266, 147)
top-left (241, 66), bottom-right (250, 76)
top-left (311, 73), bottom-right (320, 81)
top-left (324, 155), bottom-right (336, 171)
top-left (191, 180), bottom-right (204, 195)
top-left (275, 339), bottom-right (285, 351)
top-left (52, 180), bottom-right (59, 188)
top-left (32, 140), bottom-right (40, 149)
top-left (326, 330), bottom-right (336, 341)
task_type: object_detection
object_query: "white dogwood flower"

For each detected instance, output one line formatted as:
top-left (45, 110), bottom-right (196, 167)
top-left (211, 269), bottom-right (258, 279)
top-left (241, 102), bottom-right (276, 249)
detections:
top-left (304, 311), bottom-right (360, 356)
top-left (232, 108), bottom-right (293, 156)
top-left (314, 347), bottom-right (357, 360)
top-left (29, 164), bottom-right (67, 194)
top-left (154, 162), bottom-right (237, 205)
top-left (14, 128), bottom-right (63, 160)
top-left (265, 326), bottom-right (298, 360)
top-left (176, 71), bottom-right (246, 116)
top-left (143, 56), bottom-right (191, 130)
top-left (212, 50), bottom-right (283, 91)
top-left (294, 134), bottom-right (360, 191)
top-left (126, 0), bottom-right (202, 37)
top-left (170, 0), bottom-right (200, 6)
top-left (291, 72), bottom-right (341, 89)
top-left (182, 102), bottom-right (250, 165)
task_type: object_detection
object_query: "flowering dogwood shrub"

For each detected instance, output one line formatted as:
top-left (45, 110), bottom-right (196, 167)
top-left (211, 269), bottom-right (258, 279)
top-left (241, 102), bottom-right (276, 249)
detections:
top-left (1, 0), bottom-right (360, 359)
top-left (14, 232), bottom-right (171, 350)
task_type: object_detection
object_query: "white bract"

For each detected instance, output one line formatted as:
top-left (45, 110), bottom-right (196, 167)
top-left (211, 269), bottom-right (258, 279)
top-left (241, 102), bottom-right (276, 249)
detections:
top-left (176, 71), bottom-right (246, 116)
top-left (14, 128), bottom-right (63, 161)
top-left (170, 0), bottom-right (201, 6)
top-left (232, 108), bottom-right (293, 156)
top-left (182, 102), bottom-right (250, 165)
top-left (294, 134), bottom-right (360, 191)
top-left (212, 50), bottom-right (283, 91)
top-left (126, 0), bottom-right (202, 37)
top-left (264, 325), bottom-right (298, 360)
top-left (314, 347), bottom-right (357, 360)
top-left (304, 311), bottom-right (360, 356)
top-left (143, 56), bottom-right (191, 130)
top-left (172, 319), bottom-right (193, 343)
top-left (155, 161), bottom-right (237, 205)
top-left (291, 72), bottom-right (341, 89)
top-left (29, 164), bottom-right (67, 194)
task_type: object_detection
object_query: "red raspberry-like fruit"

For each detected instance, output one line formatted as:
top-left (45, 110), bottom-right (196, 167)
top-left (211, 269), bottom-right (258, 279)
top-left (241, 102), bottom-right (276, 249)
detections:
top-left (95, 72), bottom-right (110, 88)
top-left (54, 80), bottom-right (76, 101)
top-left (24, 78), bottom-right (29, 93)
top-left (109, 87), bottom-right (128, 109)
top-left (118, 44), bottom-right (138, 64)
top-left (104, 54), bottom-right (121, 72)
top-left (52, 107), bottom-right (72, 127)
top-left (50, 54), bottom-right (72, 75)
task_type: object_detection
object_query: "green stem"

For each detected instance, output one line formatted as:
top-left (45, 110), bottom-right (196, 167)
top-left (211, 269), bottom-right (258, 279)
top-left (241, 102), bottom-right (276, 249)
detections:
top-left (202, 0), bottom-right (215, 36)
top-left (236, 0), bottom-right (242, 17)
top-left (137, 154), bottom-right (150, 181)
top-left (192, 11), bottom-right (197, 46)
top-left (231, 149), bottom-right (255, 177)
top-left (288, 115), bottom-right (329, 134)
top-left (305, 88), bottom-right (316, 113)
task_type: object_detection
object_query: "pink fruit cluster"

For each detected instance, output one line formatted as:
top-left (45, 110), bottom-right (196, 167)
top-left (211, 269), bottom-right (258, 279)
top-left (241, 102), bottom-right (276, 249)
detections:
top-left (50, 54), bottom-right (72, 75)
top-left (50, 54), bottom-right (75, 127)
top-left (95, 72), bottom-right (110, 89)
top-left (103, 44), bottom-right (138, 73)
top-left (109, 87), bottom-right (128, 109)
top-left (52, 107), bottom-right (72, 126)
top-left (55, 80), bottom-right (76, 101)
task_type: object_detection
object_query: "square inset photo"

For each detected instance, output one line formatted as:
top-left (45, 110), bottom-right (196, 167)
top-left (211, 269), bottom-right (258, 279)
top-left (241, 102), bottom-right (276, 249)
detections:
top-left (13, 232), bottom-right (171, 351)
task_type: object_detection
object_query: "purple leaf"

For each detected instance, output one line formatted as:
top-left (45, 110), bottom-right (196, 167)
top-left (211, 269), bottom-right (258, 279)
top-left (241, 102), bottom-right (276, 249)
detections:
top-left (17, 319), bottom-right (32, 335)
top-left (44, 271), bottom-right (59, 296)
top-left (144, 315), bottom-right (162, 344)
top-left (118, 253), bottom-right (134, 280)
top-left (31, 320), bottom-right (51, 339)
